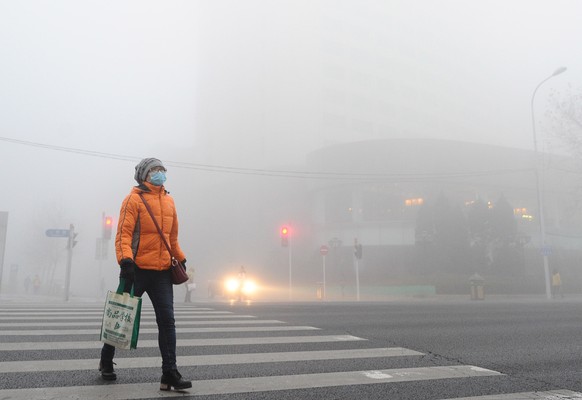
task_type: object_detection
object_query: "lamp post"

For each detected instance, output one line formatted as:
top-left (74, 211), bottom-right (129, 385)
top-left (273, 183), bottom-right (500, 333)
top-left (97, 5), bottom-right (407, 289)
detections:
top-left (530, 66), bottom-right (567, 299)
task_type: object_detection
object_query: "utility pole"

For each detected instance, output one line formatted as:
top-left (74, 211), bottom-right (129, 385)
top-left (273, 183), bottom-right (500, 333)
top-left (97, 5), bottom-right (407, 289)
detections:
top-left (531, 67), bottom-right (567, 299)
top-left (64, 224), bottom-right (76, 301)
top-left (0, 212), bottom-right (8, 295)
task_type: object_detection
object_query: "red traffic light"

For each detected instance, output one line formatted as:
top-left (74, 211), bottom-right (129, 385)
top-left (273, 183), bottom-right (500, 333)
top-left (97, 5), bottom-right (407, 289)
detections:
top-left (103, 215), bottom-right (113, 240)
top-left (280, 226), bottom-right (290, 247)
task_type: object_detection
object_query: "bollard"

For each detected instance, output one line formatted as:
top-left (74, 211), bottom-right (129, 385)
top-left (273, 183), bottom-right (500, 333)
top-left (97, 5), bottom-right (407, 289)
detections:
top-left (469, 274), bottom-right (485, 300)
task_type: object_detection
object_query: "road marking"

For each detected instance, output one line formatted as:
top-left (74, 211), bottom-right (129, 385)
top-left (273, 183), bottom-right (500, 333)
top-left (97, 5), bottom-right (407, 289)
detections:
top-left (0, 310), bottom-right (231, 316)
top-left (0, 325), bottom-right (319, 336)
top-left (0, 314), bottom-right (242, 321)
top-left (0, 347), bottom-right (422, 373)
top-left (0, 307), bottom-right (217, 310)
top-left (0, 319), bottom-right (283, 327)
top-left (0, 365), bottom-right (502, 399)
top-left (0, 334), bottom-right (366, 351)
top-left (444, 390), bottom-right (582, 399)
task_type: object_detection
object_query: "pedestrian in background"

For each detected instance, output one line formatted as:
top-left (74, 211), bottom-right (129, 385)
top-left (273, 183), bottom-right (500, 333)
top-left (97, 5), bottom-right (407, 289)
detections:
top-left (551, 269), bottom-right (563, 299)
top-left (184, 266), bottom-right (195, 303)
top-left (32, 274), bottom-right (41, 294)
top-left (98, 157), bottom-right (192, 391)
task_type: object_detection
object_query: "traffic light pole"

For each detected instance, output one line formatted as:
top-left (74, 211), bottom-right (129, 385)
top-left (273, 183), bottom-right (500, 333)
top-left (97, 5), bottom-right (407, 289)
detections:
top-left (288, 238), bottom-right (293, 301)
top-left (355, 258), bottom-right (360, 302)
top-left (64, 224), bottom-right (74, 302)
top-left (322, 254), bottom-right (326, 301)
top-left (354, 239), bottom-right (361, 301)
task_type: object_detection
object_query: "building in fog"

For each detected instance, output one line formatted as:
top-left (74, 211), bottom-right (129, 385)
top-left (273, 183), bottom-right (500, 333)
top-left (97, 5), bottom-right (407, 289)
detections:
top-left (306, 138), bottom-right (582, 250)
top-left (193, 138), bottom-right (582, 297)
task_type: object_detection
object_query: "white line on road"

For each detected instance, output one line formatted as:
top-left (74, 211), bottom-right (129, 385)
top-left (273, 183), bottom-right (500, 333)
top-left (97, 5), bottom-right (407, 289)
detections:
top-left (0, 334), bottom-right (366, 351)
top-left (0, 307), bottom-right (216, 311)
top-left (0, 319), bottom-right (282, 327)
top-left (0, 314), bottom-right (241, 321)
top-left (0, 325), bottom-right (319, 336)
top-left (442, 390), bottom-right (582, 399)
top-left (0, 365), bottom-right (503, 399)
top-left (0, 348), bottom-right (423, 373)
top-left (0, 310), bottom-right (231, 316)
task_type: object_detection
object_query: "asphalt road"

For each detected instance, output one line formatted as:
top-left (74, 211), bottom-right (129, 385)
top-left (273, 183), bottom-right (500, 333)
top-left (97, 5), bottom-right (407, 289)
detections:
top-left (0, 296), bottom-right (581, 399)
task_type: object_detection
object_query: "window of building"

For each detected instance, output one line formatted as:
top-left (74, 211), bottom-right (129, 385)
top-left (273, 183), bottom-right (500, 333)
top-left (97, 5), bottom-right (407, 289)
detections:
top-left (324, 191), bottom-right (353, 224)
top-left (362, 190), bottom-right (402, 221)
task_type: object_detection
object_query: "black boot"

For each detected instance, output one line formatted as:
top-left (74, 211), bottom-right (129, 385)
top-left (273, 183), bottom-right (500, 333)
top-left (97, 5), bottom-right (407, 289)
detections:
top-left (160, 369), bottom-right (192, 391)
top-left (99, 360), bottom-right (117, 381)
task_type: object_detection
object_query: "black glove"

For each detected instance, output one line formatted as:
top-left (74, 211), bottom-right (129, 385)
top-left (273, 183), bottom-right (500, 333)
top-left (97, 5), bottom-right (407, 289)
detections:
top-left (119, 258), bottom-right (136, 282)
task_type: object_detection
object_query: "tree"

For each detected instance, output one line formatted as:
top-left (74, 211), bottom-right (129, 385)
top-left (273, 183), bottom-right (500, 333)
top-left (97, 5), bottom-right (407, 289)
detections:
top-left (488, 195), bottom-right (521, 273)
top-left (544, 85), bottom-right (582, 224)
top-left (466, 199), bottom-right (492, 271)
top-left (25, 202), bottom-right (70, 294)
top-left (544, 84), bottom-right (582, 158)
top-left (415, 193), bottom-right (470, 272)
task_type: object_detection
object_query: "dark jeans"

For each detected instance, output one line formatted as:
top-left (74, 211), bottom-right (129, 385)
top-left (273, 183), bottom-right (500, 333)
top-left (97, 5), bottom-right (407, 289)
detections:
top-left (101, 268), bottom-right (176, 372)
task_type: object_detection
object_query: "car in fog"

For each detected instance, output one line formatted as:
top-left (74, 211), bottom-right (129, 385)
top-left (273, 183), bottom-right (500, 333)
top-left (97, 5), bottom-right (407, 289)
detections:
top-left (207, 276), bottom-right (259, 302)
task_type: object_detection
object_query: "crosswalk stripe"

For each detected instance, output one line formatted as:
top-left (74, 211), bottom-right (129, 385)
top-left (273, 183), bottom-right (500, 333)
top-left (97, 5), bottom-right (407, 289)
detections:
top-left (0, 314), bottom-right (240, 321)
top-left (0, 308), bottom-right (216, 312)
top-left (0, 325), bottom-right (319, 336)
top-left (0, 334), bottom-right (366, 351)
top-left (0, 310), bottom-right (232, 316)
top-left (0, 347), bottom-right (423, 373)
top-left (0, 319), bottom-right (283, 327)
top-left (442, 390), bottom-right (582, 399)
top-left (5, 305), bottom-right (575, 399)
top-left (0, 365), bottom-right (502, 399)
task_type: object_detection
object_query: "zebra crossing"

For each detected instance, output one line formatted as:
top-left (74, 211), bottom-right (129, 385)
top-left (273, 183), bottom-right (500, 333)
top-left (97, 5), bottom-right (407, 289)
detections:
top-left (0, 302), bottom-right (580, 399)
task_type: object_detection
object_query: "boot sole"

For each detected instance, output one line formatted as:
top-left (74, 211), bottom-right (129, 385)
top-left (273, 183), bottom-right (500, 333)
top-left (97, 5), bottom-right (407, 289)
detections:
top-left (160, 382), bottom-right (192, 391)
top-left (101, 374), bottom-right (117, 381)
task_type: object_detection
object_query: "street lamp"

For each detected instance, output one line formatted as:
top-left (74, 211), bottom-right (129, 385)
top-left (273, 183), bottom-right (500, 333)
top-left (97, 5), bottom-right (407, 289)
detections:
top-left (531, 66), bottom-right (567, 299)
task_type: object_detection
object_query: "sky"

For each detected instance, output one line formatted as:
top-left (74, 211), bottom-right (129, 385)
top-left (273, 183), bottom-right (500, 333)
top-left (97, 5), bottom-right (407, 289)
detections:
top-left (0, 0), bottom-right (581, 296)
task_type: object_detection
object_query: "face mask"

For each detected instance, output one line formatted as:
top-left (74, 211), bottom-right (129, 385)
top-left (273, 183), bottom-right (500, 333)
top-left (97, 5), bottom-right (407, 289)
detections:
top-left (149, 171), bottom-right (166, 186)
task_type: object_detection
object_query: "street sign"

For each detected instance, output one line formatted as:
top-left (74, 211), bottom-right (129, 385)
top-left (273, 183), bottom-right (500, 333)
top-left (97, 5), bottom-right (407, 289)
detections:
top-left (45, 229), bottom-right (70, 237)
top-left (320, 245), bottom-right (329, 256)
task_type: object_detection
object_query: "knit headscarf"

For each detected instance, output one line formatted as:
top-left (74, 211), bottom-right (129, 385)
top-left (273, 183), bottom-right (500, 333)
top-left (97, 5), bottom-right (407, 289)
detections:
top-left (134, 158), bottom-right (165, 184)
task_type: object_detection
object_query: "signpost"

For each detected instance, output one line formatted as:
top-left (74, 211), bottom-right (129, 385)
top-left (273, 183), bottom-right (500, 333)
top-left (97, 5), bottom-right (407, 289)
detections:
top-left (0, 212), bottom-right (8, 295)
top-left (45, 224), bottom-right (76, 301)
top-left (320, 245), bottom-right (329, 300)
top-left (45, 229), bottom-right (70, 237)
top-left (354, 238), bottom-right (362, 302)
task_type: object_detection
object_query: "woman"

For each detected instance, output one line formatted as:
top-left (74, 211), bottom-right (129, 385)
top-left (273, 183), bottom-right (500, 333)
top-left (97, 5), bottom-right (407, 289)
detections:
top-left (99, 157), bottom-right (191, 391)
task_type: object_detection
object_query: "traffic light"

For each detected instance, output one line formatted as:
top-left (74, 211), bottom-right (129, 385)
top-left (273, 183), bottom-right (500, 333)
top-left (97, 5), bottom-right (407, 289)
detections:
top-left (103, 216), bottom-right (113, 240)
top-left (68, 232), bottom-right (78, 249)
top-left (280, 226), bottom-right (289, 247)
top-left (354, 243), bottom-right (363, 260)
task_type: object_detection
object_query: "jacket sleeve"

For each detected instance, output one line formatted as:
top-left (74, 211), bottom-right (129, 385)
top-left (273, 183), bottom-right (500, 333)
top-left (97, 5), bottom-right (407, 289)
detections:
top-left (115, 193), bottom-right (139, 264)
top-left (169, 199), bottom-right (186, 262)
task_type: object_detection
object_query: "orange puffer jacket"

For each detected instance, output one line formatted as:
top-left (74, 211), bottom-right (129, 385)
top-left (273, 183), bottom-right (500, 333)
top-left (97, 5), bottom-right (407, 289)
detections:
top-left (115, 182), bottom-right (186, 270)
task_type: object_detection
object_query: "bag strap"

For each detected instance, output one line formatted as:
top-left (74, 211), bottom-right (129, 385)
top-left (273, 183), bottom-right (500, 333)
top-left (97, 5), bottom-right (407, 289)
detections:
top-left (117, 278), bottom-right (135, 297)
top-left (137, 192), bottom-right (174, 259)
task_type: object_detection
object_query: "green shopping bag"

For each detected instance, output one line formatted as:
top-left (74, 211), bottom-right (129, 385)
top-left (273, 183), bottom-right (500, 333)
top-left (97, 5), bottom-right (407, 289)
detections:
top-left (100, 278), bottom-right (142, 350)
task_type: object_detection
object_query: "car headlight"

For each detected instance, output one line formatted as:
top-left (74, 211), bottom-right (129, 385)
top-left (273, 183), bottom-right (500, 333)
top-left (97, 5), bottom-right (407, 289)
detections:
top-left (225, 278), bottom-right (239, 293)
top-left (242, 280), bottom-right (257, 295)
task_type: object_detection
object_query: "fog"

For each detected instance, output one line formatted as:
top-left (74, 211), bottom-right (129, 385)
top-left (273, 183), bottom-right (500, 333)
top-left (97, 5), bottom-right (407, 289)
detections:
top-left (1, 0), bottom-right (581, 301)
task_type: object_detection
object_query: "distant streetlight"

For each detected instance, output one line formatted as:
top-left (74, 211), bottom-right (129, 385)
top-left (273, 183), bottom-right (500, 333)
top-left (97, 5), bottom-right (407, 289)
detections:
top-left (530, 66), bottom-right (567, 299)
